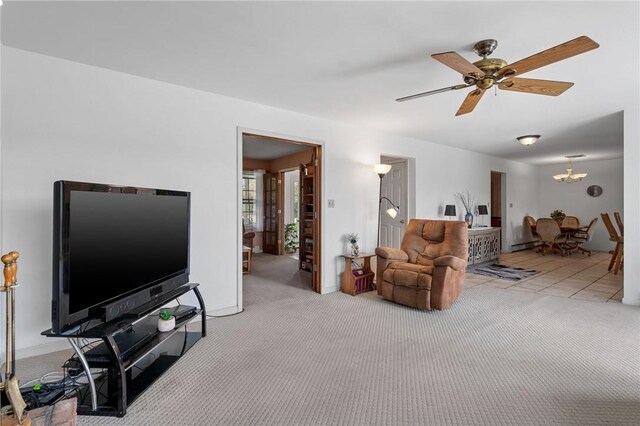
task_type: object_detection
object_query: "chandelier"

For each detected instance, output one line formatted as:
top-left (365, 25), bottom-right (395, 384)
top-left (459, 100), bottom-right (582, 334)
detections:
top-left (553, 155), bottom-right (587, 183)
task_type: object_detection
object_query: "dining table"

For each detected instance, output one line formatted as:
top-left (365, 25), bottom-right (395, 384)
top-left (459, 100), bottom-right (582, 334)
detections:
top-left (530, 222), bottom-right (585, 255)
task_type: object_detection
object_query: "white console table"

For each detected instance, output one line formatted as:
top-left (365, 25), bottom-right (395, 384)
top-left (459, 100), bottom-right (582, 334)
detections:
top-left (468, 227), bottom-right (501, 264)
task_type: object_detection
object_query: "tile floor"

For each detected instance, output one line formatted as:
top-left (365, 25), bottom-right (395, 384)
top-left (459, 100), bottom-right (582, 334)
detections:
top-left (464, 249), bottom-right (623, 303)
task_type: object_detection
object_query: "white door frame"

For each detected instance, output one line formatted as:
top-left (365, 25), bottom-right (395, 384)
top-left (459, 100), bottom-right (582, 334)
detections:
top-left (236, 127), bottom-right (326, 312)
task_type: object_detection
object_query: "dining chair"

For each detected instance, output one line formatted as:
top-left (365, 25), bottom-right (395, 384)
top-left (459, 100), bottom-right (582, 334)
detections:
top-left (601, 213), bottom-right (623, 274)
top-left (536, 218), bottom-right (571, 256)
top-left (569, 218), bottom-right (598, 255)
top-left (242, 220), bottom-right (255, 251)
top-left (613, 212), bottom-right (624, 237)
top-left (524, 215), bottom-right (540, 241)
top-left (561, 216), bottom-right (580, 228)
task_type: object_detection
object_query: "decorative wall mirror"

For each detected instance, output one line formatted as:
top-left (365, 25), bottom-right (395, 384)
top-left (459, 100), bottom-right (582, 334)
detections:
top-left (587, 185), bottom-right (603, 197)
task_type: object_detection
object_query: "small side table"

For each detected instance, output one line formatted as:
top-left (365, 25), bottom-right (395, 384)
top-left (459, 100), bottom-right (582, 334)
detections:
top-left (242, 246), bottom-right (252, 274)
top-left (340, 253), bottom-right (375, 296)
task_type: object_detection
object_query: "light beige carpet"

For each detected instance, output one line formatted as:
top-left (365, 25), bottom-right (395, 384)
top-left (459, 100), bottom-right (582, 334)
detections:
top-left (16, 262), bottom-right (640, 425)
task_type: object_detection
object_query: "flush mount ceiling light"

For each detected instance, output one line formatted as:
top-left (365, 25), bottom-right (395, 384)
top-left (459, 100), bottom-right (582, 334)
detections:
top-left (516, 134), bottom-right (540, 146)
top-left (553, 154), bottom-right (588, 183)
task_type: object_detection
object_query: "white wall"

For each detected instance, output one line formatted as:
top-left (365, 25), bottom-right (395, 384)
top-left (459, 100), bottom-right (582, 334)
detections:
top-left (623, 107), bottom-right (639, 305)
top-left (1, 47), bottom-right (539, 356)
top-left (536, 158), bottom-right (623, 251)
top-left (0, 6), bottom-right (4, 362)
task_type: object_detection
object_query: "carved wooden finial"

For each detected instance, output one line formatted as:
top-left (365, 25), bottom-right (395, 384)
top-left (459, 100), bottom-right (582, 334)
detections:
top-left (2, 250), bottom-right (20, 287)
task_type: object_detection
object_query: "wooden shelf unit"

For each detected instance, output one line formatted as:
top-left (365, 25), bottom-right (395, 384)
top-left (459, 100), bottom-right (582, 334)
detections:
top-left (299, 162), bottom-right (316, 273)
top-left (340, 253), bottom-right (375, 296)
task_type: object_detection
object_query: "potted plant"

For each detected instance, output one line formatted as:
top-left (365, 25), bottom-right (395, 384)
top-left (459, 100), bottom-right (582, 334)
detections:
top-left (345, 233), bottom-right (360, 257)
top-left (284, 223), bottom-right (298, 253)
top-left (550, 209), bottom-right (566, 224)
top-left (158, 309), bottom-right (175, 332)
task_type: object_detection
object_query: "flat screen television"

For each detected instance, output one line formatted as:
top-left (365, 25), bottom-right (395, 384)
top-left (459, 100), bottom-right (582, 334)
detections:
top-left (52, 180), bottom-right (190, 334)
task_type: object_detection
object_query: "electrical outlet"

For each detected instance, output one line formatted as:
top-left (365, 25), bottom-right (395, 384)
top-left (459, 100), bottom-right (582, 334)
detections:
top-left (328, 199), bottom-right (335, 208)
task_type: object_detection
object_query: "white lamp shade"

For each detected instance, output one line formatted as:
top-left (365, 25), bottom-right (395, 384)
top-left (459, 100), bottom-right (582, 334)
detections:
top-left (386, 208), bottom-right (397, 219)
top-left (373, 164), bottom-right (392, 175)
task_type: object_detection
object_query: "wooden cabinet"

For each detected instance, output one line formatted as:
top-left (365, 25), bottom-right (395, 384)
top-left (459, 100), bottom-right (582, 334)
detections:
top-left (468, 227), bottom-right (500, 264)
top-left (340, 254), bottom-right (375, 296)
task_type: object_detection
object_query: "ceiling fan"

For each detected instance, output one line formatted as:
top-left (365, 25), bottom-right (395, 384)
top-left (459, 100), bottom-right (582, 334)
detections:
top-left (396, 36), bottom-right (599, 116)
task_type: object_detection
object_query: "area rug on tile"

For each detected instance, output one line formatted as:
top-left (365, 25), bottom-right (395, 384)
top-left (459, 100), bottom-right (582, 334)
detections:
top-left (468, 263), bottom-right (538, 281)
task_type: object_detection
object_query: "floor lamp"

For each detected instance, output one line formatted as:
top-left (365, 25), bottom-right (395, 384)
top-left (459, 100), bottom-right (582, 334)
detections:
top-left (373, 164), bottom-right (393, 247)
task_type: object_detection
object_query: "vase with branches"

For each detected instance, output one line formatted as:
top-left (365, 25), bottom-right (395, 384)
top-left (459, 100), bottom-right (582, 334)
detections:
top-left (456, 191), bottom-right (475, 228)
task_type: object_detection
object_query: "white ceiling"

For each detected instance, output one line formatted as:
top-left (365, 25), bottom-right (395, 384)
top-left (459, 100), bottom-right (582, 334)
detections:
top-left (243, 134), bottom-right (313, 160)
top-left (2, 1), bottom-right (638, 165)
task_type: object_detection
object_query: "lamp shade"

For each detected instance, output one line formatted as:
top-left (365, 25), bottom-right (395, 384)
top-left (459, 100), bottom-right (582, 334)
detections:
top-left (478, 205), bottom-right (488, 215)
top-left (386, 208), bottom-right (398, 219)
top-left (373, 164), bottom-right (392, 176)
top-left (444, 205), bottom-right (456, 217)
top-left (516, 135), bottom-right (540, 146)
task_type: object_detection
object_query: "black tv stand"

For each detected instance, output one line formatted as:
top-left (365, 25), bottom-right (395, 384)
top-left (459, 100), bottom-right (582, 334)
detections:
top-left (42, 283), bottom-right (206, 417)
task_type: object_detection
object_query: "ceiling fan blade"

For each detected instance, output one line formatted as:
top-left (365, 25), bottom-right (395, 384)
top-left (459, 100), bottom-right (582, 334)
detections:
top-left (498, 36), bottom-right (599, 78)
top-left (431, 52), bottom-right (485, 78)
top-left (456, 89), bottom-right (485, 116)
top-left (396, 84), bottom-right (470, 102)
top-left (499, 77), bottom-right (574, 96)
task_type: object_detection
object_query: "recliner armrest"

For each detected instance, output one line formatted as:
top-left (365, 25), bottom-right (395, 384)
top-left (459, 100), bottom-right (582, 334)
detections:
top-left (375, 247), bottom-right (409, 262)
top-left (434, 255), bottom-right (466, 271)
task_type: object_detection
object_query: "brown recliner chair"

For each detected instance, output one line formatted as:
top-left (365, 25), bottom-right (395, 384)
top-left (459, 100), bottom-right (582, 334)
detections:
top-left (375, 219), bottom-right (468, 310)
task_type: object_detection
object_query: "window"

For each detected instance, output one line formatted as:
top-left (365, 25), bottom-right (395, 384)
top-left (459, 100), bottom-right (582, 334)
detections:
top-left (242, 173), bottom-right (257, 226)
top-left (292, 180), bottom-right (299, 220)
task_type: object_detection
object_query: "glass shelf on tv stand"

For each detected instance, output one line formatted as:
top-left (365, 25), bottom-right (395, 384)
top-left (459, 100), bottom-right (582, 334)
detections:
top-left (41, 282), bottom-right (207, 417)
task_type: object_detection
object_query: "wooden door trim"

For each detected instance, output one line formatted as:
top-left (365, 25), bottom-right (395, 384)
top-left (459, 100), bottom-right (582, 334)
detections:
top-left (238, 128), bottom-right (324, 302)
top-left (277, 171), bottom-right (285, 255)
top-left (313, 145), bottom-right (322, 293)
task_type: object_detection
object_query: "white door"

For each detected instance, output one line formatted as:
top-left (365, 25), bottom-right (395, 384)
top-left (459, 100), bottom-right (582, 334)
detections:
top-left (380, 159), bottom-right (408, 248)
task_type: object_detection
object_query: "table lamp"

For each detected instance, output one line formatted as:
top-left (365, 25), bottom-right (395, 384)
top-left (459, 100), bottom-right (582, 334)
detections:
top-left (478, 204), bottom-right (489, 227)
top-left (444, 205), bottom-right (456, 220)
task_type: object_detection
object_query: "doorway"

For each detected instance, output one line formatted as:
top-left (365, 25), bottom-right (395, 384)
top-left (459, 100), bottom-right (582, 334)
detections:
top-left (379, 156), bottom-right (411, 248)
top-left (239, 132), bottom-right (323, 308)
top-left (490, 171), bottom-right (506, 251)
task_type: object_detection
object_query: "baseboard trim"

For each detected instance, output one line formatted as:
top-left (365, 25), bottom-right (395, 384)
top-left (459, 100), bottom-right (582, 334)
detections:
top-left (15, 306), bottom-right (241, 360)
top-left (207, 305), bottom-right (242, 317)
top-left (16, 339), bottom-right (73, 360)
top-left (622, 296), bottom-right (640, 306)
top-left (322, 285), bottom-right (338, 295)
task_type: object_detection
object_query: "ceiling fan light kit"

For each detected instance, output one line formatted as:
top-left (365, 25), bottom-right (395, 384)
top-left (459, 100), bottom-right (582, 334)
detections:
top-left (517, 135), bottom-right (540, 146)
top-left (553, 155), bottom-right (588, 183)
top-left (397, 36), bottom-right (600, 115)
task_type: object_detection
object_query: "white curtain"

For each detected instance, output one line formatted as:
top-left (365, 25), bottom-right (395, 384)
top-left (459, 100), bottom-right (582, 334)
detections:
top-left (253, 169), bottom-right (266, 232)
